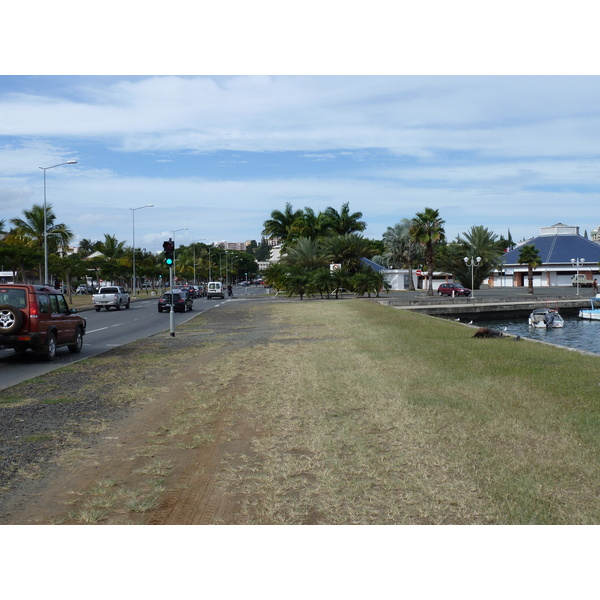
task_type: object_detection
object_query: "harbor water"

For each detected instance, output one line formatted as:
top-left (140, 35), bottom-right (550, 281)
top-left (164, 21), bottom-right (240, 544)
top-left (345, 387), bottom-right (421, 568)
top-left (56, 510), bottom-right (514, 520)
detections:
top-left (470, 315), bottom-right (600, 356)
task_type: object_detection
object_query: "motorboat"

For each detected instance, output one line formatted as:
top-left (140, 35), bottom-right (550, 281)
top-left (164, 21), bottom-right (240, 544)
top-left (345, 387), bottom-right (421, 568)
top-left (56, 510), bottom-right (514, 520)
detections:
top-left (578, 295), bottom-right (600, 321)
top-left (528, 308), bottom-right (564, 328)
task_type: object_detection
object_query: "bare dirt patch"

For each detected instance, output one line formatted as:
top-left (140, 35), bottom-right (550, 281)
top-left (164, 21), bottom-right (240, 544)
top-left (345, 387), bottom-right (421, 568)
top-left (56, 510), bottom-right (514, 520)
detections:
top-left (0, 300), bottom-right (282, 524)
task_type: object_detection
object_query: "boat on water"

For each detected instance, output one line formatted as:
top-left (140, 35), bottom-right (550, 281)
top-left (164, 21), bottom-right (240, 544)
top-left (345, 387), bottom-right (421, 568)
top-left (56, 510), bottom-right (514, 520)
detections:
top-left (578, 295), bottom-right (600, 320)
top-left (528, 308), bottom-right (564, 328)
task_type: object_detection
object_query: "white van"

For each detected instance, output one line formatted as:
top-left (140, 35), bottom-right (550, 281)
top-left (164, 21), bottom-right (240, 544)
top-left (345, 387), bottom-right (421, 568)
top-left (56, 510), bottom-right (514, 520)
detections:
top-left (571, 274), bottom-right (593, 287)
top-left (206, 281), bottom-right (225, 299)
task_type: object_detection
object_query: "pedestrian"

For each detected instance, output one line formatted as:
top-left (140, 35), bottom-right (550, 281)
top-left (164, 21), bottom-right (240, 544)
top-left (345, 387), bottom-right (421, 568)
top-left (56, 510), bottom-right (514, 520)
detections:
top-left (593, 279), bottom-right (598, 294)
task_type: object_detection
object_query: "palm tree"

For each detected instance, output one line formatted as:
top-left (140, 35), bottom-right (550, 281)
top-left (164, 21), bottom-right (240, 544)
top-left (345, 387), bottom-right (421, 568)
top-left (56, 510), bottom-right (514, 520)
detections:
top-left (95, 234), bottom-right (128, 286)
top-left (518, 244), bottom-right (542, 294)
top-left (10, 203), bottom-right (73, 282)
top-left (382, 218), bottom-right (421, 291)
top-left (262, 203), bottom-right (304, 248)
top-left (78, 238), bottom-right (97, 257)
top-left (351, 268), bottom-right (390, 298)
top-left (288, 207), bottom-right (330, 241)
top-left (321, 233), bottom-right (375, 274)
top-left (323, 203), bottom-right (366, 235)
top-left (311, 267), bottom-right (334, 299)
top-left (410, 208), bottom-right (446, 296)
top-left (282, 237), bottom-right (330, 271)
top-left (263, 262), bottom-right (288, 293)
top-left (447, 225), bottom-right (506, 289)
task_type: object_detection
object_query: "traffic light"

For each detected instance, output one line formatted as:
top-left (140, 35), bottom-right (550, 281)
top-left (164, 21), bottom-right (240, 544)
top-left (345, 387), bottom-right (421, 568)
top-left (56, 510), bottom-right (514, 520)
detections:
top-left (163, 240), bottom-right (174, 267)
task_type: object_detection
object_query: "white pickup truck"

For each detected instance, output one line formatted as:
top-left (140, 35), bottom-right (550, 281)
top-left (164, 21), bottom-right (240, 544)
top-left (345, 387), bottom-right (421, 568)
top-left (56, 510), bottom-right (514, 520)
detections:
top-left (93, 286), bottom-right (131, 311)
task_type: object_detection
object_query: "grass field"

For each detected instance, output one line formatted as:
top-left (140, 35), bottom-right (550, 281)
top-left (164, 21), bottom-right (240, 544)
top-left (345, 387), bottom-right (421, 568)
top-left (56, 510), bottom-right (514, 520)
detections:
top-left (212, 300), bottom-right (600, 524)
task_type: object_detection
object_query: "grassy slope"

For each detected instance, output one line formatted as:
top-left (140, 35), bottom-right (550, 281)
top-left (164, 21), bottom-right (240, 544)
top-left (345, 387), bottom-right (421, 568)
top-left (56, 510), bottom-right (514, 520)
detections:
top-left (218, 300), bottom-right (600, 524)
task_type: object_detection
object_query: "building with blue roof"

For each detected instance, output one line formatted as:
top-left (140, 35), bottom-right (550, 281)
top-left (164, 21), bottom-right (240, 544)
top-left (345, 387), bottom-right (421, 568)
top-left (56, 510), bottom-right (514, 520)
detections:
top-left (494, 223), bottom-right (600, 288)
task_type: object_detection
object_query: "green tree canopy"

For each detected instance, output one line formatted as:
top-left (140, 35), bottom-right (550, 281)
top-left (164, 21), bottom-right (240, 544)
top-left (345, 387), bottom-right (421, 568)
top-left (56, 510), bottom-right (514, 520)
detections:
top-left (410, 208), bottom-right (446, 296)
top-left (518, 244), bottom-right (542, 294)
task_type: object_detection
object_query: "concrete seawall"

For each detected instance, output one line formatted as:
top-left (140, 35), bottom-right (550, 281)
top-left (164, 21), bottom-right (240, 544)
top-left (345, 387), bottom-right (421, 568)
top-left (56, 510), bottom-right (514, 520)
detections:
top-left (378, 295), bottom-right (589, 320)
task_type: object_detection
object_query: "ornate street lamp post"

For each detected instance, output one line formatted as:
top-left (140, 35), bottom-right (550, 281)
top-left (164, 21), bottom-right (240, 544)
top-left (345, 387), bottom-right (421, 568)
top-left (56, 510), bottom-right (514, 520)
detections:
top-left (464, 256), bottom-right (482, 298)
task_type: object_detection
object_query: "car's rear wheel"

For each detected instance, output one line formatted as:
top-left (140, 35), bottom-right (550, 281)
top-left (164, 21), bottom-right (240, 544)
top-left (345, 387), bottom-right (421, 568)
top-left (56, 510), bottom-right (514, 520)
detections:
top-left (38, 332), bottom-right (57, 361)
top-left (0, 304), bottom-right (23, 335)
top-left (68, 327), bottom-right (84, 353)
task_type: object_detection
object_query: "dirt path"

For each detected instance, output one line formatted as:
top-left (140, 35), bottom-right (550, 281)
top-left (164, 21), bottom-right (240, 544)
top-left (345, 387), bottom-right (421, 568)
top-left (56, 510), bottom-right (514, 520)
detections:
top-left (0, 299), bottom-right (279, 525)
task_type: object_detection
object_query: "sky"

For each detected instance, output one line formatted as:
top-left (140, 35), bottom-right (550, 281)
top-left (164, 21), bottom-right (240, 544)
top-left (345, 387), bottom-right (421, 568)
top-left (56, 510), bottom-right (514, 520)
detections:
top-left (2, 2), bottom-right (600, 258)
top-left (3, 74), bottom-right (600, 254)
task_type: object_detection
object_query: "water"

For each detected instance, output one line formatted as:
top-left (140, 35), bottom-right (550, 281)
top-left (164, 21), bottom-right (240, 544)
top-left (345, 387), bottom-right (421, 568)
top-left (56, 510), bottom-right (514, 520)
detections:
top-left (472, 315), bottom-right (600, 355)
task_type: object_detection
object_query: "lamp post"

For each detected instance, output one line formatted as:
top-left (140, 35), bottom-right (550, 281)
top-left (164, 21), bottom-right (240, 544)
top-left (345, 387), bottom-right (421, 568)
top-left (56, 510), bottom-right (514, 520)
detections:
top-left (571, 258), bottom-right (585, 296)
top-left (130, 204), bottom-right (153, 298)
top-left (464, 256), bottom-right (482, 298)
top-left (39, 161), bottom-right (77, 285)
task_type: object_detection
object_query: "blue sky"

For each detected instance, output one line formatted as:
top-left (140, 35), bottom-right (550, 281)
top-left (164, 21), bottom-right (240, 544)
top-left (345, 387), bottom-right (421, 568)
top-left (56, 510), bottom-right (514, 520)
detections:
top-left (2, 74), bottom-right (600, 253)
top-left (2, 1), bottom-right (600, 257)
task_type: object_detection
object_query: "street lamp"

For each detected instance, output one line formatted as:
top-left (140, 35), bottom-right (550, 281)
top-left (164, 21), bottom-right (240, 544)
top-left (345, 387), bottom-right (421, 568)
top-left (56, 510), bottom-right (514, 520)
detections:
top-left (130, 204), bottom-right (154, 298)
top-left (571, 258), bottom-right (585, 296)
top-left (464, 256), bottom-right (482, 298)
top-left (39, 161), bottom-right (77, 285)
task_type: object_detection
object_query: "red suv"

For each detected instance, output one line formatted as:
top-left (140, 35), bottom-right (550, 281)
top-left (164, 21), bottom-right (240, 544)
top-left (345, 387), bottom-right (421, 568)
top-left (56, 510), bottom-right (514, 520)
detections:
top-left (0, 284), bottom-right (86, 361)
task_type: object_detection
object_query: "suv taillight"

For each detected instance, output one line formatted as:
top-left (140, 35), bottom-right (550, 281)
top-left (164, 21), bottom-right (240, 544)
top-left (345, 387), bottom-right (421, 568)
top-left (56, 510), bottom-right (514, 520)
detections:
top-left (29, 300), bottom-right (39, 317)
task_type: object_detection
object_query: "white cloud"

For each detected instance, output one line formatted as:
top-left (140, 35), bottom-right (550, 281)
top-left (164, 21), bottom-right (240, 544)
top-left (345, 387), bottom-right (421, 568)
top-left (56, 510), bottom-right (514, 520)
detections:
top-left (2, 75), bottom-right (600, 251)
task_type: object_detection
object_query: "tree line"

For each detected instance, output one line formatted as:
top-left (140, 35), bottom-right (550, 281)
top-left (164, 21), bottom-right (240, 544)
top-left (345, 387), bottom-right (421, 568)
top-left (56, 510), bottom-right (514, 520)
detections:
top-left (1, 199), bottom-right (544, 298)
top-left (0, 205), bottom-right (259, 292)
top-left (261, 203), bottom-right (549, 297)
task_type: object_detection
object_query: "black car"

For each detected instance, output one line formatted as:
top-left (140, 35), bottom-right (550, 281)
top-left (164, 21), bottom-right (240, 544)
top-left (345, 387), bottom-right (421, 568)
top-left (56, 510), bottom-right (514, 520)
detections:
top-left (158, 292), bottom-right (193, 313)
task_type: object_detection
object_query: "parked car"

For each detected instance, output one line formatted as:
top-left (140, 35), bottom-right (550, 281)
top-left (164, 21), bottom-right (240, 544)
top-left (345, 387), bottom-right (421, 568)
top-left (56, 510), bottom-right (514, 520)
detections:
top-left (437, 283), bottom-right (471, 296)
top-left (571, 274), bottom-right (593, 287)
top-left (158, 292), bottom-right (193, 313)
top-left (0, 284), bottom-right (86, 360)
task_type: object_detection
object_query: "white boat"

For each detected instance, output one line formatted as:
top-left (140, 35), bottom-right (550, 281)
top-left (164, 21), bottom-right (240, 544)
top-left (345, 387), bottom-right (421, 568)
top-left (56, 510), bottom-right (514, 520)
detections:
top-left (528, 308), bottom-right (564, 328)
top-left (578, 295), bottom-right (600, 320)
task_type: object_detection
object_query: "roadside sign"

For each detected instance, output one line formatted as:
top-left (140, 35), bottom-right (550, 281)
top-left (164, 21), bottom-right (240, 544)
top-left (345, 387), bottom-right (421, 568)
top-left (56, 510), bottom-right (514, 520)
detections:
top-left (416, 270), bottom-right (422, 276)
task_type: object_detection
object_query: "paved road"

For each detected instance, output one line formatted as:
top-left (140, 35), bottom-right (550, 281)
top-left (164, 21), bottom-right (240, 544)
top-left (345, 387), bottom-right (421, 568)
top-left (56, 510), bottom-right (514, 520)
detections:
top-left (0, 293), bottom-right (257, 391)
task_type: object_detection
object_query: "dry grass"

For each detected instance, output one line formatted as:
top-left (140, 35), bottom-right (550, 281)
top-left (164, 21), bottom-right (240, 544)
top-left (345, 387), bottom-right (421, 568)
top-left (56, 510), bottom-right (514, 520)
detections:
top-left (9, 298), bottom-right (600, 525)
top-left (213, 301), bottom-right (600, 524)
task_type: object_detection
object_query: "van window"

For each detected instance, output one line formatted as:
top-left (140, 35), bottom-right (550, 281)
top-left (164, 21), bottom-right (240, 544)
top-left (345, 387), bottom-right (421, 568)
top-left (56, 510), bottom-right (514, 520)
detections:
top-left (38, 294), bottom-right (50, 314)
top-left (1, 288), bottom-right (26, 307)
top-left (56, 295), bottom-right (69, 313)
top-left (49, 295), bottom-right (60, 313)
